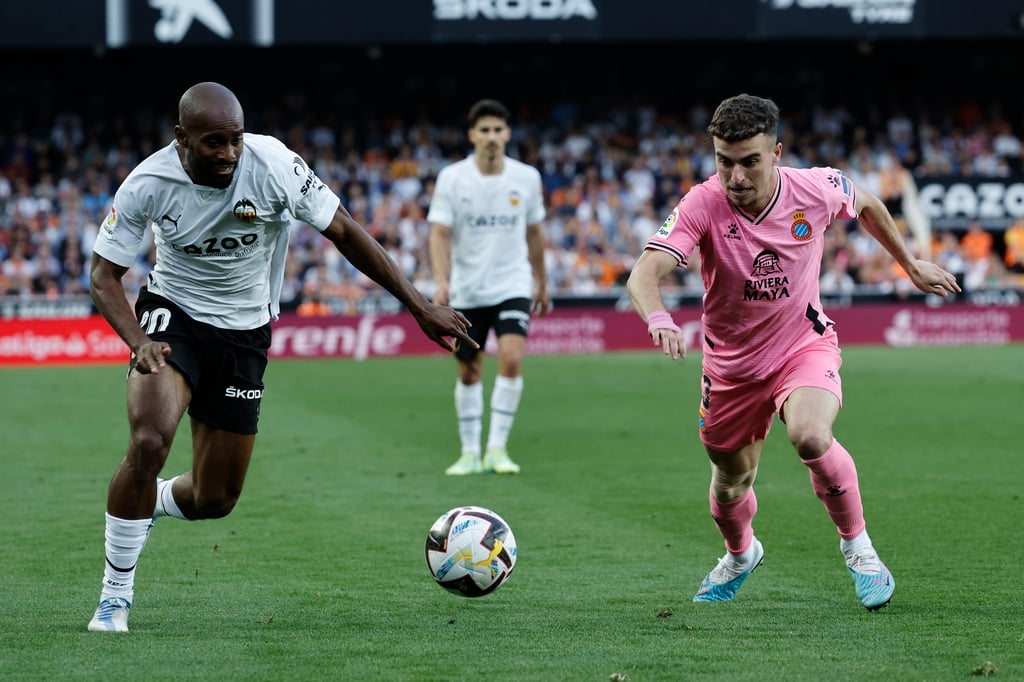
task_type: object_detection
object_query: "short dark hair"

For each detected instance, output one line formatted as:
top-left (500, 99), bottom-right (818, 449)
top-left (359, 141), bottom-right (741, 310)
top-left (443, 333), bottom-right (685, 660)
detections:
top-left (707, 94), bottom-right (780, 143)
top-left (467, 99), bottom-right (510, 127)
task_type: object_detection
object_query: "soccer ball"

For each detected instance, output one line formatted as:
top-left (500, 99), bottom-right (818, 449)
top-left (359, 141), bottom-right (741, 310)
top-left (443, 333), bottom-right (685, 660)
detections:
top-left (424, 505), bottom-right (518, 597)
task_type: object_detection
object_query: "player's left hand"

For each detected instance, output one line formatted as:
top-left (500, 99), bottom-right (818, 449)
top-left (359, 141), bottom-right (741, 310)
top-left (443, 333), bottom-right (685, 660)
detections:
top-left (415, 304), bottom-right (478, 353)
top-left (907, 259), bottom-right (962, 297)
top-left (532, 288), bottom-right (551, 318)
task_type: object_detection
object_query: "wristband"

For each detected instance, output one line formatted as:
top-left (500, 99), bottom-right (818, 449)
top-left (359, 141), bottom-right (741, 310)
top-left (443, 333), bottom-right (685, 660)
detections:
top-left (646, 310), bottom-right (682, 336)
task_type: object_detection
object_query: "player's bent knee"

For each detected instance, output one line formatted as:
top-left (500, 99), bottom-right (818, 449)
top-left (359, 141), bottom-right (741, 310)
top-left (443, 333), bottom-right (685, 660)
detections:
top-left (127, 428), bottom-right (174, 462)
top-left (192, 493), bottom-right (240, 519)
top-left (120, 458), bottom-right (165, 487)
top-left (710, 467), bottom-right (757, 501)
top-left (791, 429), bottom-right (834, 460)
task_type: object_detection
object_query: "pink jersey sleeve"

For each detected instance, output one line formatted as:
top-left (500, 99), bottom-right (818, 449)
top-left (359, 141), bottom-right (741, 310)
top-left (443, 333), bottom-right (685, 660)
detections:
top-left (644, 175), bottom-right (718, 266)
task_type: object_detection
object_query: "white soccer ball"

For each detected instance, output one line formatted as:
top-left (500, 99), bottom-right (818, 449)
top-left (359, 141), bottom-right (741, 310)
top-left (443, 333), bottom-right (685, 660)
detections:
top-left (424, 505), bottom-right (518, 597)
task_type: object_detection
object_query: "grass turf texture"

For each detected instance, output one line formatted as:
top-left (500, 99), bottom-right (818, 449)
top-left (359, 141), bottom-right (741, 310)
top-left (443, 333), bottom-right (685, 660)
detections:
top-left (1, 345), bottom-right (1021, 680)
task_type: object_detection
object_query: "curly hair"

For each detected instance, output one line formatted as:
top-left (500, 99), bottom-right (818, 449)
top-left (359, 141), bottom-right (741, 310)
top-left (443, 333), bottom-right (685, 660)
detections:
top-left (707, 94), bottom-right (780, 143)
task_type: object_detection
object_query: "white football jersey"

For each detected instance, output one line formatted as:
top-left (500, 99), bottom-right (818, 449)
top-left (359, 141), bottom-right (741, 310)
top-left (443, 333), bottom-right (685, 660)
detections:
top-left (94, 134), bottom-right (340, 329)
top-left (427, 156), bottom-right (545, 309)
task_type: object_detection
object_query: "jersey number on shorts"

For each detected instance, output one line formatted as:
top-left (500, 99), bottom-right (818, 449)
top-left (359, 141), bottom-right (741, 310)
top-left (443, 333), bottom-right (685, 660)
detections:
top-left (139, 308), bottom-right (172, 334)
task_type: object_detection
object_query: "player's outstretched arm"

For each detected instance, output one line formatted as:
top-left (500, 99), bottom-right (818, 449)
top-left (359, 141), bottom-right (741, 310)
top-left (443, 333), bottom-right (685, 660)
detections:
top-left (854, 187), bottom-right (962, 298)
top-left (322, 205), bottom-right (478, 352)
top-left (626, 249), bottom-right (687, 360)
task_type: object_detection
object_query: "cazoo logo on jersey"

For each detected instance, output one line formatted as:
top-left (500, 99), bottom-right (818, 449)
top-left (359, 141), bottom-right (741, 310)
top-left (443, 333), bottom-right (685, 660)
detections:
top-left (434, 0), bottom-right (598, 20)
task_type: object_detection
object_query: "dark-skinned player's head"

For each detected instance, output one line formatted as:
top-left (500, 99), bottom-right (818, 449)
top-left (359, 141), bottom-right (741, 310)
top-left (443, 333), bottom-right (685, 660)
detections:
top-left (174, 82), bottom-right (244, 189)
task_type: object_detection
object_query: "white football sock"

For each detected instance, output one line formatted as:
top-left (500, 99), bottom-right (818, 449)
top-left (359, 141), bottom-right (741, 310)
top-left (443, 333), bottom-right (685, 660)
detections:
top-left (841, 529), bottom-right (881, 572)
top-left (486, 375), bottom-right (523, 451)
top-left (100, 513), bottom-right (153, 601)
top-left (455, 380), bottom-right (483, 456)
top-left (154, 476), bottom-right (188, 519)
top-left (729, 537), bottom-right (759, 566)
top-left (840, 529), bottom-right (872, 555)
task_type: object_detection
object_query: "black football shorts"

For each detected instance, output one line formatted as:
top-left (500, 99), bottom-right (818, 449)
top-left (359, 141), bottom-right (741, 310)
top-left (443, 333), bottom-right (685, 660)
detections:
top-left (131, 288), bottom-right (271, 434)
top-left (455, 297), bottom-right (531, 362)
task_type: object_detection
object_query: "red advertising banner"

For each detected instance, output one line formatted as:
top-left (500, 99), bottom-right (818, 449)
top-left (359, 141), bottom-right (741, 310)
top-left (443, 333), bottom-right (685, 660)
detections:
top-left (2, 302), bottom-right (1022, 366)
top-left (0, 316), bottom-right (129, 366)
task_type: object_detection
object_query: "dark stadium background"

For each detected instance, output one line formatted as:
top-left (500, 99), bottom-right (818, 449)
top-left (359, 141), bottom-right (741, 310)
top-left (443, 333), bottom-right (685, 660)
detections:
top-left (4, 39), bottom-right (1023, 138)
top-left (2, 0), bottom-right (1023, 144)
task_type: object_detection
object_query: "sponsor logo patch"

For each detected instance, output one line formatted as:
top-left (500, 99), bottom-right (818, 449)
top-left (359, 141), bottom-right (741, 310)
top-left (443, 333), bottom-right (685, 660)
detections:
top-left (657, 208), bottom-right (679, 237)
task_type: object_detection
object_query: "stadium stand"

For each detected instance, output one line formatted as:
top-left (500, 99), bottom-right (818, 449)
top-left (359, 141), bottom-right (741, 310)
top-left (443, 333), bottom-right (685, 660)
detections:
top-left (1, 43), bottom-right (1022, 313)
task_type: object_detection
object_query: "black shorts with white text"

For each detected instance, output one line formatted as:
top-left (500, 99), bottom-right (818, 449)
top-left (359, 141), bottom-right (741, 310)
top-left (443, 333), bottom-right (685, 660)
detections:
top-left (455, 297), bottom-right (531, 361)
top-left (132, 288), bottom-right (271, 434)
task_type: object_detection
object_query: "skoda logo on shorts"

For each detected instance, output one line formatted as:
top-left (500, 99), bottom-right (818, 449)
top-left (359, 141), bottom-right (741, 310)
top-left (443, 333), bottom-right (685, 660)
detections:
top-left (225, 385), bottom-right (263, 400)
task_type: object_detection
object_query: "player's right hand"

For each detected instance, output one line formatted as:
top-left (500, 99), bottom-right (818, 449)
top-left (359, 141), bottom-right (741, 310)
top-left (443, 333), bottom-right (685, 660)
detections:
top-left (415, 304), bottom-right (478, 353)
top-left (133, 340), bottom-right (172, 374)
top-left (645, 311), bottom-right (687, 360)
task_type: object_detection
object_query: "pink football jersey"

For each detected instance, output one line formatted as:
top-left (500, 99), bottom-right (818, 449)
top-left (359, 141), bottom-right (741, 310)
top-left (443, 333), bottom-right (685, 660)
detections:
top-left (646, 166), bottom-right (857, 381)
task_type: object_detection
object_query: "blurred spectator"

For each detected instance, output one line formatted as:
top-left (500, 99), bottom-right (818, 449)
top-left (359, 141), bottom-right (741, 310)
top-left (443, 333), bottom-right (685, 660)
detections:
top-left (932, 230), bottom-right (967, 290)
top-left (960, 220), bottom-right (993, 263)
top-left (3, 240), bottom-right (36, 295)
top-left (1003, 218), bottom-right (1024, 273)
top-left (820, 254), bottom-right (857, 295)
top-left (965, 252), bottom-right (1015, 292)
top-left (296, 291), bottom-right (331, 316)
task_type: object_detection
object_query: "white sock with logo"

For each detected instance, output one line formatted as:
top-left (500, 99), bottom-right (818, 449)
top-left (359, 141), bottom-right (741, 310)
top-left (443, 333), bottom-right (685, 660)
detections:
top-left (455, 380), bottom-right (483, 457)
top-left (99, 513), bottom-right (154, 601)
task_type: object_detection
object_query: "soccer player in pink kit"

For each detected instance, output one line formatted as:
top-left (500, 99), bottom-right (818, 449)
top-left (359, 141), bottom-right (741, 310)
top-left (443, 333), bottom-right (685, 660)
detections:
top-left (627, 94), bottom-right (961, 610)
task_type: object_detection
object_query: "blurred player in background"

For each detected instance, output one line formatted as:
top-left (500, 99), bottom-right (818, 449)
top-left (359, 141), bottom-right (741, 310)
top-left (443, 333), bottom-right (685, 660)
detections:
top-left (428, 99), bottom-right (549, 475)
top-left (87, 81), bottom-right (476, 632)
top-left (627, 94), bottom-right (960, 609)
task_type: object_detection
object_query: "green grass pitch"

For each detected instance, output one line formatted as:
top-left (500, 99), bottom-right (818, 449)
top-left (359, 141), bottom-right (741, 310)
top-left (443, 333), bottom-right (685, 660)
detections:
top-left (1, 345), bottom-right (1021, 680)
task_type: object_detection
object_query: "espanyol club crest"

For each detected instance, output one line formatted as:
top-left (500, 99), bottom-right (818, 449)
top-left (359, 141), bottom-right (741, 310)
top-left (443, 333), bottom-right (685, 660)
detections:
top-left (791, 211), bottom-right (812, 241)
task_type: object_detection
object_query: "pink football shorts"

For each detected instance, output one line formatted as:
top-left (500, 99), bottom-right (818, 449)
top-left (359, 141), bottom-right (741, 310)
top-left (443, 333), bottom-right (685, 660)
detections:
top-left (697, 336), bottom-right (844, 452)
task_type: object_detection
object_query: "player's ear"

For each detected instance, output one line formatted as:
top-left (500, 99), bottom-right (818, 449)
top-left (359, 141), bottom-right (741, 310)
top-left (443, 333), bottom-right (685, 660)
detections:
top-left (173, 125), bottom-right (188, 147)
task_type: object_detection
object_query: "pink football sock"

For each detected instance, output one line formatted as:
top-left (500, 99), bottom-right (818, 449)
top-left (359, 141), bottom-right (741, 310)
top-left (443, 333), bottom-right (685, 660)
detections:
top-left (801, 439), bottom-right (866, 540)
top-left (709, 487), bottom-right (757, 555)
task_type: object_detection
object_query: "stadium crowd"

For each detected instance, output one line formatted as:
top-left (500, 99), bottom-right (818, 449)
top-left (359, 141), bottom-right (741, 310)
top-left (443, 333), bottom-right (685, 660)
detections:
top-left (2, 87), bottom-right (1023, 314)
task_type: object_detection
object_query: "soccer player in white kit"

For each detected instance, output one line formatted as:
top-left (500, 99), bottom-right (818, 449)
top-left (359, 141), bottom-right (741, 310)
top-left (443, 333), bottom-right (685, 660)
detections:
top-left (627, 94), bottom-right (960, 609)
top-left (428, 99), bottom-right (549, 475)
top-left (86, 82), bottom-right (476, 632)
